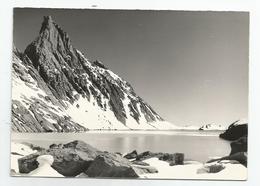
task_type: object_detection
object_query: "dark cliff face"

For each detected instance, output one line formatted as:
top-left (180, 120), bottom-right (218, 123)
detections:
top-left (219, 121), bottom-right (248, 141)
top-left (24, 16), bottom-right (84, 102)
top-left (217, 121), bottom-right (248, 167)
top-left (12, 16), bottom-right (169, 132)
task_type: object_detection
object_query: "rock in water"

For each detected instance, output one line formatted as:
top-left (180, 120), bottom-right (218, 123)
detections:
top-left (85, 153), bottom-right (139, 178)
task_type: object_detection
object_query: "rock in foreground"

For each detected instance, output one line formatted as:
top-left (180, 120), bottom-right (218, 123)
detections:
top-left (85, 153), bottom-right (139, 178)
top-left (17, 140), bottom-right (158, 178)
top-left (18, 140), bottom-right (100, 176)
top-left (124, 150), bottom-right (138, 159)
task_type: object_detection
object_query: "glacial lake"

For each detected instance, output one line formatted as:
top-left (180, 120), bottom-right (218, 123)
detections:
top-left (11, 130), bottom-right (231, 162)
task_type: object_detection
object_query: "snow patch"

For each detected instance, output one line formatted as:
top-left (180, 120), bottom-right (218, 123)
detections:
top-left (139, 158), bottom-right (247, 180)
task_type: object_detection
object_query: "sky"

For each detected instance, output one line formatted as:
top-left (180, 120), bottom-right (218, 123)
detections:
top-left (13, 8), bottom-right (249, 127)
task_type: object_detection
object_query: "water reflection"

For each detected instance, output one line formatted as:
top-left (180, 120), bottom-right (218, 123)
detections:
top-left (12, 131), bottom-right (230, 162)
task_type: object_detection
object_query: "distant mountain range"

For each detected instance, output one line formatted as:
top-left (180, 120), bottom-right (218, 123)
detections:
top-left (180, 124), bottom-right (224, 131)
top-left (12, 16), bottom-right (178, 132)
top-left (198, 124), bottom-right (226, 131)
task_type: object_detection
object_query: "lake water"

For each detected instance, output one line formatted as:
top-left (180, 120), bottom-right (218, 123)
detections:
top-left (11, 130), bottom-right (231, 162)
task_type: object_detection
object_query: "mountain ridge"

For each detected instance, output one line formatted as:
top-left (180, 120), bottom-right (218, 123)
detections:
top-left (12, 16), bottom-right (177, 132)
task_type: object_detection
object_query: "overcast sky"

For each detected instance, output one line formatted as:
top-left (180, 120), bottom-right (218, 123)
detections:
top-left (13, 8), bottom-right (249, 127)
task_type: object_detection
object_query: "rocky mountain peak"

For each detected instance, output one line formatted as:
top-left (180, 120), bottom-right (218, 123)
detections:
top-left (12, 16), bottom-right (177, 132)
top-left (37, 15), bottom-right (72, 51)
top-left (39, 16), bottom-right (54, 33)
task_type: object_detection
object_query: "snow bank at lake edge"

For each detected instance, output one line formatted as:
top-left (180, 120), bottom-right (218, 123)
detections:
top-left (139, 157), bottom-right (247, 180)
top-left (10, 142), bottom-right (247, 180)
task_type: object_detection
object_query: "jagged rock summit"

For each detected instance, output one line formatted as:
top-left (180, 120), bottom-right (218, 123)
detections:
top-left (12, 16), bottom-right (177, 132)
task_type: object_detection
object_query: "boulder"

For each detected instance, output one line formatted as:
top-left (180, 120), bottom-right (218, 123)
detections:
top-left (173, 153), bottom-right (184, 165)
top-left (158, 153), bottom-right (174, 161)
top-left (219, 121), bottom-right (248, 141)
top-left (85, 152), bottom-right (139, 178)
top-left (28, 155), bottom-right (63, 177)
top-left (18, 140), bottom-right (100, 176)
top-left (159, 153), bottom-right (184, 165)
top-left (208, 164), bottom-right (225, 173)
top-left (136, 151), bottom-right (185, 165)
top-left (18, 152), bottom-right (43, 174)
top-left (197, 163), bottom-right (225, 174)
top-left (124, 150), bottom-right (138, 159)
top-left (136, 151), bottom-right (158, 161)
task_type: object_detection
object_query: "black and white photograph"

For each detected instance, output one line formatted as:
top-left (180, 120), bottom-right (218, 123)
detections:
top-left (10, 8), bottom-right (248, 180)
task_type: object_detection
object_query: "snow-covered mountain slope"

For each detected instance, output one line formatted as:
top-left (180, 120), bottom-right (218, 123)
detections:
top-left (12, 47), bottom-right (86, 132)
top-left (12, 16), bottom-right (178, 132)
top-left (198, 124), bottom-right (226, 131)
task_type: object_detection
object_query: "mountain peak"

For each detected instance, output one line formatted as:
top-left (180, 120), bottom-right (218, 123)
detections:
top-left (40, 16), bottom-right (55, 33)
top-left (35, 16), bottom-right (71, 50)
top-left (18, 15), bottom-right (175, 131)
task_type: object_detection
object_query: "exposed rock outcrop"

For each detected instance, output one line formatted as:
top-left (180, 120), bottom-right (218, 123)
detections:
top-left (219, 120), bottom-right (248, 141)
top-left (219, 120), bottom-right (248, 159)
top-left (208, 121), bottom-right (248, 167)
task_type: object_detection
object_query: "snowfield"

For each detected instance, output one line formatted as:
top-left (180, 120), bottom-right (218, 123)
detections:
top-left (140, 157), bottom-right (247, 180)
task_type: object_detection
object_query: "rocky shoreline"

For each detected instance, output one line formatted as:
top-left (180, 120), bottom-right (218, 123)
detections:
top-left (218, 120), bottom-right (248, 167)
top-left (10, 121), bottom-right (247, 180)
top-left (12, 140), bottom-right (185, 178)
